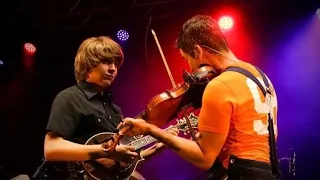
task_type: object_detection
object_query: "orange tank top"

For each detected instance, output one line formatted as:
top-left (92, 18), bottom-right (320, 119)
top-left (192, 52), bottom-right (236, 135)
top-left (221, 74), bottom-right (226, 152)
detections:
top-left (198, 61), bottom-right (278, 168)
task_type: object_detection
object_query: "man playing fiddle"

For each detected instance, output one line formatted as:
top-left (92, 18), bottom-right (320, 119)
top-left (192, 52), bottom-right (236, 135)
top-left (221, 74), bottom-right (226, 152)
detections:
top-left (119, 15), bottom-right (280, 180)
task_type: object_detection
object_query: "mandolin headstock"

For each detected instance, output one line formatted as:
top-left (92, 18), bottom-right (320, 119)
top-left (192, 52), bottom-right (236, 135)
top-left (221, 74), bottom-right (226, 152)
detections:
top-left (174, 112), bottom-right (198, 135)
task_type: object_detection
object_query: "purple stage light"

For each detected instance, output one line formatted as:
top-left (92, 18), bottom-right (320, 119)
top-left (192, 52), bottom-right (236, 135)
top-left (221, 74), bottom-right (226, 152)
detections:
top-left (117, 30), bottom-right (129, 42)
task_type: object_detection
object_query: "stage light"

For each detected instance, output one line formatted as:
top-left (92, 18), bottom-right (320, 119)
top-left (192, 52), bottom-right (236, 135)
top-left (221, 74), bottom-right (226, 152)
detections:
top-left (218, 16), bottom-right (234, 31)
top-left (316, 8), bottom-right (320, 19)
top-left (23, 43), bottom-right (36, 55)
top-left (0, 60), bottom-right (3, 65)
top-left (117, 30), bottom-right (129, 42)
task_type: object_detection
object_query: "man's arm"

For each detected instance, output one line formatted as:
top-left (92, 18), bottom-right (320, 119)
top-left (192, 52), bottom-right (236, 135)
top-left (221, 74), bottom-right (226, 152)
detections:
top-left (44, 92), bottom-right (137, 162)
top-left (140, 79), bottom-right (235, 170)
top-left (44, 132), bottom-right (137, 162)
top-left (44, 132), bottom-right (106, 161)
top-left (44, 92), bottom-right (88, 161)
top-left (139, 126), bottom-right (179, 159)
top-left (148, 127), bottom-right (227, 170)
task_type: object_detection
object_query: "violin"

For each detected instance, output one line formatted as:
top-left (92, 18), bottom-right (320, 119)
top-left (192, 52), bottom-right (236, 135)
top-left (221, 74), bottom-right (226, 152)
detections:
top-left (136, 65), bottom-right (217, 127)
top-left (131, 30), bottom-right (218, 127)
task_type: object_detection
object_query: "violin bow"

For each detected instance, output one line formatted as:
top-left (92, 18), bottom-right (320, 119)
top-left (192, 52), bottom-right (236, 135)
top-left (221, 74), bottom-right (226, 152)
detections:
top-left (151, 29), bottom-right (177, 89)
top-left (151, 29), bottom-right (198, 140)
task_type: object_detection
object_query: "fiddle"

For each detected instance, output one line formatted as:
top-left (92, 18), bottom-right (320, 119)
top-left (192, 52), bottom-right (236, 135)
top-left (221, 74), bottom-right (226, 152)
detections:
top-left (132, 30), bottom-right (218, 128)
top-left (136, 65), bottom-right (218, 127)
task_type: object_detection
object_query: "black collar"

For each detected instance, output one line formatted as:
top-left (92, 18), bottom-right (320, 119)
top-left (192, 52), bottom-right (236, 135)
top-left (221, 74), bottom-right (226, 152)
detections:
top-left (77, 80), bottom-right (112, 101)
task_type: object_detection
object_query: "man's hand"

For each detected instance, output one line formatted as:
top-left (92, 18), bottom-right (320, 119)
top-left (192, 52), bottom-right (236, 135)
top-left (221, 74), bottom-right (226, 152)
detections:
top-left (95, 144), bottom-right (138, 163)
top-left (119, 118), bottom-right (152, 136)
top-left (166, 125), bottom-right (179, 136)
top-left (111, 144), bottom-right (138, 163)
top-left (96, 144), bottom-right (138, 168)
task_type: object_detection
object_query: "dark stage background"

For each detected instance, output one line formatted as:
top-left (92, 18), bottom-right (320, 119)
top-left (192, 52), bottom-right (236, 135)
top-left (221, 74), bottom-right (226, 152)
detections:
top-left (1, 0), bottom-right (320, 179)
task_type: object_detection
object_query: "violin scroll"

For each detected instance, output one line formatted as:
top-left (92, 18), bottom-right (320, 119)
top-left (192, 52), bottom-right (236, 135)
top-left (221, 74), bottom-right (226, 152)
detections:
top-left (183, 65), bottom-right (217, 86)
top-left (183, 65), bottom-right (218, 108)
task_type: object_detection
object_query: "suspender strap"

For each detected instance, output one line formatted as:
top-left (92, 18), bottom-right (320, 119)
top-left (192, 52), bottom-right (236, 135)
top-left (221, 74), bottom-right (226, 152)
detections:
top-left (223, 66), bottom-right (282, 178)
top-left (225, 67), bottom-right (269, 96)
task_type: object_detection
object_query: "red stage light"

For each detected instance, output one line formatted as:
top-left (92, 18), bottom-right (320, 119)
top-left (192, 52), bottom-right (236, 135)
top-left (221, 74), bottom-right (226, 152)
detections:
top-left (218, 16), bottom-right (234, 31)
top-left (23, 43), bottom-right (36, 55)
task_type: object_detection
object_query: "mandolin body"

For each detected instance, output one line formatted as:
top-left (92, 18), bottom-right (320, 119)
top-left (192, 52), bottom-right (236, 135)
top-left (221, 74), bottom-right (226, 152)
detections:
top-left (81, 132), bottom-right (145, 180)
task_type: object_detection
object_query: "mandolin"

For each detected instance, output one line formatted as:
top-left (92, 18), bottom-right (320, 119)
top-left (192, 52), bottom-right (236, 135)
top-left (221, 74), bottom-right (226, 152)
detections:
top-left (81, 113), bottom-right (198, 180)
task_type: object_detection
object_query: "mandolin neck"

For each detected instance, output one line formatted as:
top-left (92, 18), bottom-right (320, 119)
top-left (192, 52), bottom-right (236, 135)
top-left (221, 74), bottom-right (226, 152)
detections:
top-left (131, 135), bottom-right (158, 150)
top-left (129, 126), bottom-right (176, 150)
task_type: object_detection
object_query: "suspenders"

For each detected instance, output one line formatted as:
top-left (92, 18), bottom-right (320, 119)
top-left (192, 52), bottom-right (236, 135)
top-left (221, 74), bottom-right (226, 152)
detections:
top-left (223, 66), bottom-right (282, 179)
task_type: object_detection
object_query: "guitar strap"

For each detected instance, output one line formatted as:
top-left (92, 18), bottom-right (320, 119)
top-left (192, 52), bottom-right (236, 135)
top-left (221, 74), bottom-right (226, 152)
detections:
top-left (223, 66), bottom-right (282, 179)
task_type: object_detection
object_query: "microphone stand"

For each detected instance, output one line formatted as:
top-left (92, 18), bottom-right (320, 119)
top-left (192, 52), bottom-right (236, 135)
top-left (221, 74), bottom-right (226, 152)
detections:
top-left (279, 148), bottom-right (296, 177)
top-left (31, 158), bottom-right (47, 180)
